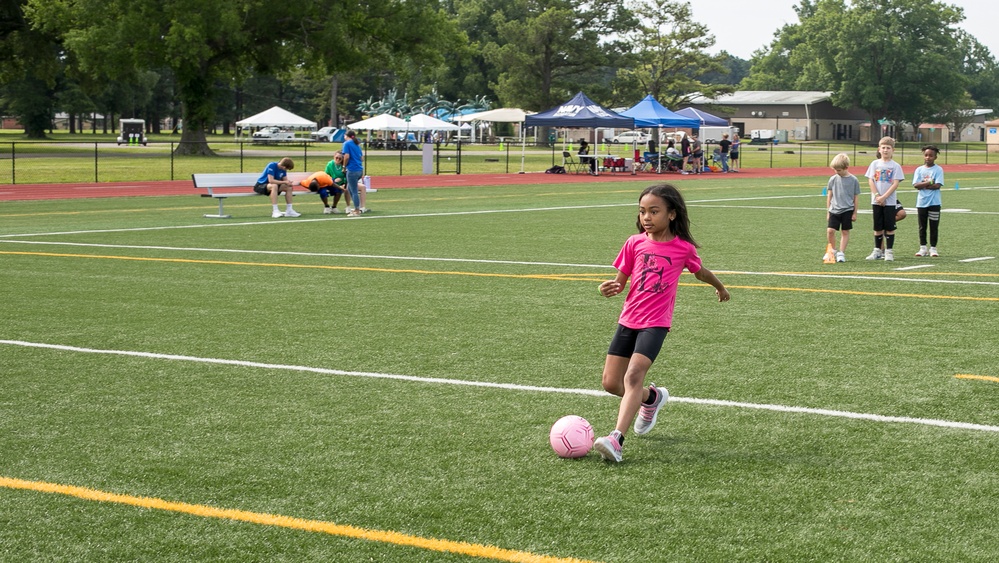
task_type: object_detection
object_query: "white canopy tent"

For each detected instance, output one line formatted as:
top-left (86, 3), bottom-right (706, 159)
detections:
top-left (346, 114), bottom-right (410, 130)
top-left (236, 106), bottom-right (317, 130)
top-left (452, 107), bottom-right (531, 144)
top-left (452, 107), bottom-right (531, 123)
top-left (404, 113), bottom-right (460, 131)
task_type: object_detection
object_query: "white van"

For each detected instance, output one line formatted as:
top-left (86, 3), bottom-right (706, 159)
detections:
top-left (697, 126), bottom-right (737, 143)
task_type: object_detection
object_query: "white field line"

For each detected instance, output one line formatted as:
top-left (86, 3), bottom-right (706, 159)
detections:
top-left (2, 239), bottom-right (998, 287)
top-left (3, 189), bottom-right (998, 240)
top-left (893, 264), bottom-right (935, 271)
top-left (3, 339), bottom-right (998, 434)
top-left (960, 257), bottom-right (996, 263)
top-left (0, 194), bottom-right (824, 239)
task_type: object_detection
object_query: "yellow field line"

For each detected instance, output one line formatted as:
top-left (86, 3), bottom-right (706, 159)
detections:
top-left (955, 374), bottom-right (999, 383)
top-left (3, 250), bottom-right (997, 302)
top-left (783, 271), bottom-right (999, 278)
top-left (0, 476), bottom-right (598, 563)
top-left (0, 251), bottom-right (585, 281)
top-left (720, 284), bottom-right (999, 302)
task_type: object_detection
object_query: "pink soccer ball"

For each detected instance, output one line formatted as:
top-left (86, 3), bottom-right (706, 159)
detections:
top-left (549, 415), bottom-right (594, 458)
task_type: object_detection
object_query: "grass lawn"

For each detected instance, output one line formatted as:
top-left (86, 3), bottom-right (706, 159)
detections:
top-left (1, 171), bottom-right (997, 561)
top-left (3, 129), bottom-right (998, 184)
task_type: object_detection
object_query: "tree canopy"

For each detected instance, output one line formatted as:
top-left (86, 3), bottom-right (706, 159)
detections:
top-left (3, 0), bottom-right (997, 143)
top-left (742, 0), bottom-right (993, 130)
top-left (23, 0), bottom-right (456, 151)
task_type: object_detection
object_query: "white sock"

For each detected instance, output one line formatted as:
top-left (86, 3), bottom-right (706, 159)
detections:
top-left (272, 205), bottom-right (279, 212)
top-left (286, 205), bottom-right (294, 211)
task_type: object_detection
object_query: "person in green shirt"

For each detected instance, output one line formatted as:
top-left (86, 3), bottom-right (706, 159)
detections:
top-left (322, 151), bottom-right (350, 214)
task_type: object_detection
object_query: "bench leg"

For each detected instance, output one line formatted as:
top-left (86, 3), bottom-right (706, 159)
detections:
top-left (204, 197), bottom-right (232, 219)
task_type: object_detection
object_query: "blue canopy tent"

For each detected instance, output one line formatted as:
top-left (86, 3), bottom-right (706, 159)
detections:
top-left (620, 95), bottom-right (700, 129)
top-left (524, 92), bottom-right (634, 173)
top-left (676, 107), bottom-right (728, 127)
top-left (620, 96), bottom-right (700, 171)
top-left (525, 91), bottom-right (634, 129)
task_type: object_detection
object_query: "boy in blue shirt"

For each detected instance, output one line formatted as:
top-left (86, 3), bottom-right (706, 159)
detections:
top-left (912, 145), bottom-right (944, 257)
top-left (254, 157), bottom-right (299, 218)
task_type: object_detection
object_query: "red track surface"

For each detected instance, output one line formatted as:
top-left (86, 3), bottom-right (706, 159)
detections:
top-left (1, 164), bottom-right (995, 202)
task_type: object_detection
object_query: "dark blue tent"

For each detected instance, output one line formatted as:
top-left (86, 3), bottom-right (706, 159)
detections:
top-left (619, 96), bottom-right (700, 128)
top-left (676, 107), bottom-right (728, 127)
top-left (525, 92), bottom-right (634, 129)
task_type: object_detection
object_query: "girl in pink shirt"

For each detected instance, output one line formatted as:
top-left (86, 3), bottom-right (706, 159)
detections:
top-left (593, 183), bottom-right (730, 462)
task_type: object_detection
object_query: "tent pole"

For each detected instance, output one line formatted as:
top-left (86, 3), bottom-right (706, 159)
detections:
top-left (520, 126), bottom-right (526, 174)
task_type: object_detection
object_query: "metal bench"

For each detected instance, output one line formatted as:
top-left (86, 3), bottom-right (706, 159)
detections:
top-left (192, 172), bottom-right (312, 218)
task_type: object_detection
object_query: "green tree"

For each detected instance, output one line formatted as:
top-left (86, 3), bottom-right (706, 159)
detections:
top-left (959, 34), bottom-right (999, 110)
top-left (483, 0), bottom-right (636, 111)
top-left (298, 0), bottom-right (460, 129)
top-left (0, 0), bottom-right (60, 137)
top-left (617, 0), bottom-right (732, 108)
top-left (26, 0), bottom-right (456, 154)
top-left (742, 0), bottom-right (970, 131)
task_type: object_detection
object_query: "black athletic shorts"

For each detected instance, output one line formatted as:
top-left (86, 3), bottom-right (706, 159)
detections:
top-left (872, 204), bottom-right (896, 232)
top-left (253, 182), bottom-right (270, 195)
top-left (607, 325), bottom-right (669, 362)
top-left (827, 210), bottom-right (854, 231)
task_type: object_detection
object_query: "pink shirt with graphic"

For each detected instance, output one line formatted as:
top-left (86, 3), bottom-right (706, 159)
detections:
top-left (613, 233), bottom-right (702, 329)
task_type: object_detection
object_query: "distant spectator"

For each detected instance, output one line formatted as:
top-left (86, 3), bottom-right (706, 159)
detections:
top-left (321, 151), bottom-right (350, 214)
top-left (579, 139), bottom-right (596, 174)
top-left (718, 134), bottom-right (732, 173)
top-left (342, 130), bottom-right (366, 216)
top-left (730, 133), bottom-right (741, 172)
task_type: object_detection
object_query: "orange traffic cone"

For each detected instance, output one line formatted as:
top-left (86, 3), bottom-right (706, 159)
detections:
top-left (823, 243), bottom-right (836, 264)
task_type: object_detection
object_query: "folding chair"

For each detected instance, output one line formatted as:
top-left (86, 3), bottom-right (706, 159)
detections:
top-left (562, 151), bottom-right (586, 174)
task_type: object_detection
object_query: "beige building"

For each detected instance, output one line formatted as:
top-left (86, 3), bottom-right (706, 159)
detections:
top-left (688, 91), bottom-right (867, 142)
top-left (688, 91), bottom-right (993, 144)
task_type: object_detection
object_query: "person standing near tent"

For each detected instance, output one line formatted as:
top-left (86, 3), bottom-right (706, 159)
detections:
top-left (718, 133), bottom-right (732, 173)
top-left (680, 134), bottom-right (691, 174)
top-left (342, 130), bottom-right (366, 216)
top-left (730, 133), bottom-right (741, 172)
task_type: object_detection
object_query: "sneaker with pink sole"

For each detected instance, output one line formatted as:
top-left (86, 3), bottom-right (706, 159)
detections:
top-left (593, 431), bottom-right (623, 462)
top-left (634, 383), bottom-right (669, 435)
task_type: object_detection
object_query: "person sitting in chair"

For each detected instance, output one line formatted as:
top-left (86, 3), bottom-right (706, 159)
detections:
top-left (578, 139), bottom-right (596, 175)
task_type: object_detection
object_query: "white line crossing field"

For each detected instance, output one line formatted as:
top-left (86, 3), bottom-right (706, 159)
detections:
top-left (2, 339), bottom-right (998, 434)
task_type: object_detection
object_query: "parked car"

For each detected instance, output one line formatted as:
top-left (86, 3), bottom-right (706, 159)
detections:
top-left (310, 127), bottom-right (336, 142)
top-left (252, 126), bottom-right (296, 141)
top-left (611, 130), bottom-right (651, 144)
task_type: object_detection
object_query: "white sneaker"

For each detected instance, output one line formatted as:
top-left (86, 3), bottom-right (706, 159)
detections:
top-left (284, 209), bottom-right (301, 218)
top-left (323, 207), bottom-right (333, 215)
top-left (331, 207), bottom-right (342, 214)
top-left (271, 210), bottom-right (284, 218)
top-left (884, 249), bottom-right (894, 261)
top-left (865, 248), bottom-right (883, 260)
top-left (360, 207), bottom-right (369, 214)
top-left (836, 251), bottom-right (845, 263)
top-left (634, 384), bottom-right (668, 435)
top-left (929, 247), bottom-right (939, 257)
top-left (915, 246), bottom-right (928, 257)
top-left (593, 432), bottom-right (623, 463)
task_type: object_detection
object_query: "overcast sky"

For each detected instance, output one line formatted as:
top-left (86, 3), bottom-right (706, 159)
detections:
top-left (689, 0), bottom-right (997, 61)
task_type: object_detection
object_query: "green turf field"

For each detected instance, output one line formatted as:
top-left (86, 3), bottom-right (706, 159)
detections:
top-left (1, 172), bottom-right (997, 561)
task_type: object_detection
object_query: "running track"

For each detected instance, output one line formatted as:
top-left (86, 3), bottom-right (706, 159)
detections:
top-left (1, 164), bottom-right (995, 202)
